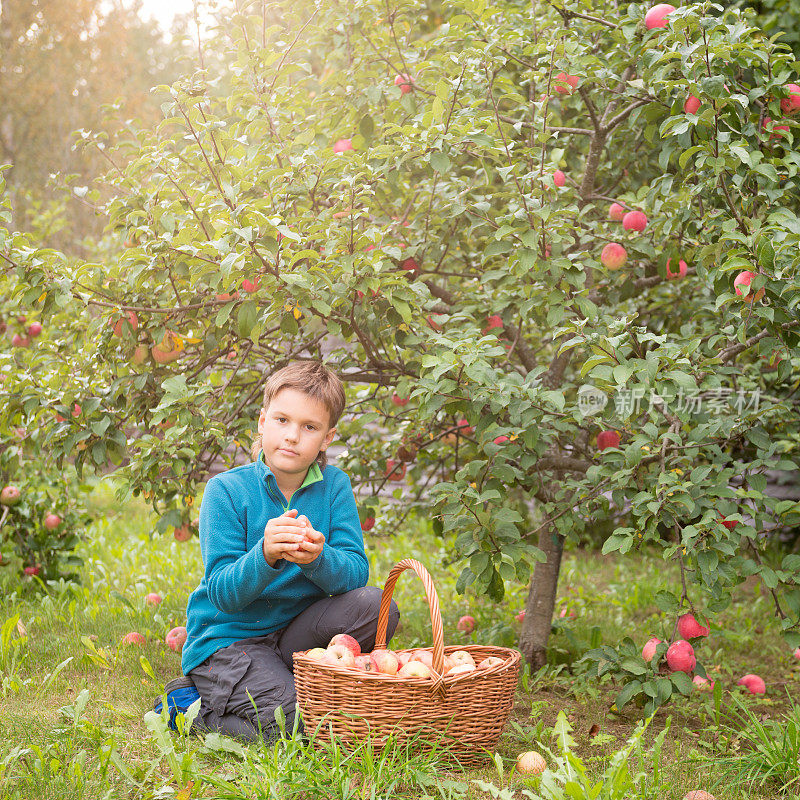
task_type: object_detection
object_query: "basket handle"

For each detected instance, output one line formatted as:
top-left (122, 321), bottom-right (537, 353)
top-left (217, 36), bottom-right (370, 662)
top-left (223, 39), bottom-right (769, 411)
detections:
top-left (375, 558), bottom-right (447, 697)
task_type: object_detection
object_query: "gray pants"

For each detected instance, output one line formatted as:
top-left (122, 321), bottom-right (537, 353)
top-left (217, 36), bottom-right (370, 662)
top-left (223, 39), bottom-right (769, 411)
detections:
top-left (188, 586), bottom-right (400, 744)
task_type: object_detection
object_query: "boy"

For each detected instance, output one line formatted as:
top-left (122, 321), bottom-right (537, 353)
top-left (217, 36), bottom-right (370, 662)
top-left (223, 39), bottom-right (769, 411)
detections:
top-left (172, 360), bottom-right (399, 744)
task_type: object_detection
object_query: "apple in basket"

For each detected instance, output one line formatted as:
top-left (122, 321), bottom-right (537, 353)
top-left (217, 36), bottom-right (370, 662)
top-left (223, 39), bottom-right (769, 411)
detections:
top-left (396, 650), bottom-right (413, 667)
top-left (328, 633), bottom-right (361, 657)
top-left (322, 644), bottom-right (356, 668)
top-left (448, 664), bottom-right (477, 677)
top-left (305, 647), bottom-right (327, 661)
top-left (478, 656), bottom-right (505, 669)
top-left (354, 654), bottom-right (376, 672)
top-left (448, 650), bottom-right (476, 668)
top-left (410, 649), bottom-right (434, 669)
top-left (369, 649), bottom-right (400, 675)
top-left (398, 660), bottom-right (432, 678)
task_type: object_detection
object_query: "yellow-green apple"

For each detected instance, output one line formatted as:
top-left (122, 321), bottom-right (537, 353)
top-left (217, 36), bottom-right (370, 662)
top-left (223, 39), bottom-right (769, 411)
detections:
top-left (145, 592), bottom-right (162, 606)
top-left (329, 633), bottom-right (361, 657)
top-left (132, 344), bottom-right (148, 365)
top-left (369, 649), bottom-right (399, 674)
top-left (608, 202), bottom-right (626, 221)
top-left (27, 322), bottom-right (42, 337)
top-left (781, 83), bottom-right (800, 114)
top-left (666, 640), bottom-right (696, 672)
top-left (123, 632), bottom-right (146, 646)
top-left (516, 751), bottom-right (547, 775)
top-left (622, 210), bottom-right (648, 232)
top-left (110, 311), bottom-right (138, 337)
top-left (733, 270), bottom-right (764, 302)
top-left (478, 656), bottom-right (504, 669)
top-left (398, 660), bottom-right (432, 678)
top-left (554, 72), bottom-right (579, 95)
top-left (306, 647), bottom-right (327, 661)
top-left (1, 486), bottom-right (21, 506)
top-left (361, 516), bottom-right (375, 532)
top-left (43, 513), bottom-right (62, 530)
top-left (166, 626), bottom-right (187, 651)
top-left (448, 663), bottom-right (477, 677)
top-left (333, 138), bottom-right (353, 153)
top-left (737, 673), bottom-right (766, 694)
top-left (642, 636), bottom-right (662, 662)
top-left (597, 430), bottom-right (620, 451)
top-left (677, 613), bottom-right (710, 639)
top-left (448, 650), bottom-right (475, 668)
top-left (684, 95), bottom-right (701, 114)
top-left (553, 169), bottom-right (566, 187)
top-left (666, 258), bottom-right (688, 279)
top-left (456, 615), bottom-right (476, 634)
top-left (394, 73), bottom-right (415, 94)
top-left (601, 243), bottom-right (627, 269)
top-left (693, 675), bottom-right (714, 692)
top-left (645, 3), bottom-right (675, 29)
top-left (384, 460), bottom-right (406, 481)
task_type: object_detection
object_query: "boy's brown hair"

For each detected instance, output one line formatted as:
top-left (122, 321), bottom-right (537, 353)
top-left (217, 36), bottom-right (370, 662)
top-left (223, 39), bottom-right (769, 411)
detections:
top-left (250, 360), bottom-right (346, 470)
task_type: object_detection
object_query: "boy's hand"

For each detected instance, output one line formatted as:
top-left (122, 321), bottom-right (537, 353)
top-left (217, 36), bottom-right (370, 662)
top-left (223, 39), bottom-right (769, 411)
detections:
top-left (282, 513), bottom-right (324, 566)
top-left (262, 509), bottom-right (308, 567)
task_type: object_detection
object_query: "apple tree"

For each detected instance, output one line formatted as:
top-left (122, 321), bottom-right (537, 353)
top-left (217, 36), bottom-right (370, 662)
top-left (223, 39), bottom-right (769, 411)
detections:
top-left (2, 0), bottom-right (800, 696)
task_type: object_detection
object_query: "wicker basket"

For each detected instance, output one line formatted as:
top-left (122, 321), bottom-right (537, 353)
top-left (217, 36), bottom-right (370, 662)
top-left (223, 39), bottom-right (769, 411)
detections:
top-left (293, 558), bottom-right (521, 766)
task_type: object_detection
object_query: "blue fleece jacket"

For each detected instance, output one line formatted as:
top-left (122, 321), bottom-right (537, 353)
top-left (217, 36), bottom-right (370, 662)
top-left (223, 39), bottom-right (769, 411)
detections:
top-left (181, 454), bottom-right (369, 675)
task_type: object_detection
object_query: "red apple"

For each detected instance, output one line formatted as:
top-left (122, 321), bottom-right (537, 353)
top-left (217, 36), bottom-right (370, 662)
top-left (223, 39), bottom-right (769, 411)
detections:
top-left (11, 334), bottom-right (29, 348)
top-left (384, 459), bottom-right (406, 481)
top-left (110, 311), bottom-right (138, 337)
top-left (456, 419), bottom-right (474, 436)
top-left (145, 592), bottom-right (162, 606)
top-left (720, 516), bottom-right (737, 530)
top-left (559, 608), bottom-right (576, 619)
top-left (553, 169), bottom-right (566, 187)
top-left (165, 626), bottom-right (187, 652)
top-left (152, 332), bottom-right (182, 364)
top-left (27, 322), bottom-right (43, 337)
top-left (793, 647), bottom-right (800, 661)
top-left (456, 615), bottom-right (476, 634)
top-left (398, 660), bottom-right (432, 678)
top-left (781, 83), bottom-right (800, 115)
top-left (642, 636), bottom-right (662, 662)
top-left (123, 632), bottom-right (146, 646)
top-left (645, 3), bottom-right (676, 29)
top-left (328, 633), bottom-right (361, 658)
top-left (391, 393), bottom-right (409, 406)
top-left (174, 524), bottom-right (194, 542)
top-left (693, 675), bottom-right (715, 692)
top-left (597, 430), bottom-right (621, 451)
top-left (43, 513), bottom-right (62, 530)
top-left (515, 609), bottom-right (526, 622)
top-left (493, 435), bottom-right (510, 444)
top-left (71, 403), bottom-right (81, 417)
top-left (361, 516), bottom-right (376, 532)
top-left (684, 95), bottom-right (701, 114)
top-left (410, 649), bottom-right (434, 669)
top-left (677, 612), bottom-right (710, 639)
top-left (737, 673), bottom-right (766, 695)
top-left (601, 243), bottom-right (627, 270)
top-left (762, 117), bottom-right (790, 140)
top-left (1, 486), bottom-right (21, 507)
top-left (733, 270), bottom-right (765, 302)
top-left (666, 258), bottom-right (688, 279)
top-left (516, 751), bottom-right (547, 775)
top-left (333, 138), bottom-right (353, 154)
top-left (369, 649), bottom-right (399, 675)
top-left (242, 277), bottom-right (260, 293)
top-left (481, 315), bottom-right (504, 334)
top-left (23, 565), bottom-right (41, 577)
top-left (554, 72), bottom-right (579, 95)
top-left (608, 202), bottom-right (626, 221)
top-left (353, 654), bottom-right (375, 671)
top-left (400, 257), bottom-right (420, 276)
top-left (622, 210), bottom-right (648, 232)
top-left (394, 73), bottom-right (414, 94)
top-left (666, 640), bottom-right (696, 673)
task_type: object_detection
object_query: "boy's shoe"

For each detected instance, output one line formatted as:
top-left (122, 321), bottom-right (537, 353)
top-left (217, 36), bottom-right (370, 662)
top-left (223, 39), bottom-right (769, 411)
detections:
top-left (153, 676), bottom-right (204, 733)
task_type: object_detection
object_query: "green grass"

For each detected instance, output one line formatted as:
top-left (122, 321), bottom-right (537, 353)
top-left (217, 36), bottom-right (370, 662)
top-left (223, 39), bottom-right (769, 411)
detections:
top-left (0, 476), bottom-right (799, 798)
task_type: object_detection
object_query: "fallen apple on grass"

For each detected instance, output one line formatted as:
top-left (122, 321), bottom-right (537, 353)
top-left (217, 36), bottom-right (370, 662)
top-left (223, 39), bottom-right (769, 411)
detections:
top-left (737, 673), bottom-right (766, 695)
top-left (693, 675), bottom-right (714, 692)
top-left (145, 592), bottom-right (162, 606)
top-left (123, 632), bottom-right (146, 646)
top-left (44, 513), bottom-right (62, 530)
top-left (456, 615), bottom-right (476, 634)
top-left (166, 626), bottom-right (187, 652)
top-left (683, 792), bottom-right (715, 800)
top-left (516, 751), bottom-right (547, 775)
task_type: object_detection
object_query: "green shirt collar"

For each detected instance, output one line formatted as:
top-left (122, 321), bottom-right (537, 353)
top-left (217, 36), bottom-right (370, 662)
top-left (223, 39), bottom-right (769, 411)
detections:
top-left (256, 450), bottom-right (324, 491)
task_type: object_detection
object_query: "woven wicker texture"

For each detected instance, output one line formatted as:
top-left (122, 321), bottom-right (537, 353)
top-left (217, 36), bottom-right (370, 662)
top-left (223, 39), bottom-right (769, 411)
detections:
top-left (293, 558), bottom-right (521, 766)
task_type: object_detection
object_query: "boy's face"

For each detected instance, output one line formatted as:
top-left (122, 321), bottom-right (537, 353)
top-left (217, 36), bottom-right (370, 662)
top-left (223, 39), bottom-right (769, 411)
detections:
top-left (257, 387), bottom-right (337, 482)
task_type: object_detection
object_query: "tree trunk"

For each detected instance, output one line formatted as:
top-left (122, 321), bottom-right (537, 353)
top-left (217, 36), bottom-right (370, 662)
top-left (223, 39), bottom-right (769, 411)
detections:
top-left (518, 526), bottom-right (564, 669)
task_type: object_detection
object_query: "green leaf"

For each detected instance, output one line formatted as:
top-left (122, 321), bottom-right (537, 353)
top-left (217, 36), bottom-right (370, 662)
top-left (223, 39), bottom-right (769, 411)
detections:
top-left (429, 151), bottom-right (450, 174)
